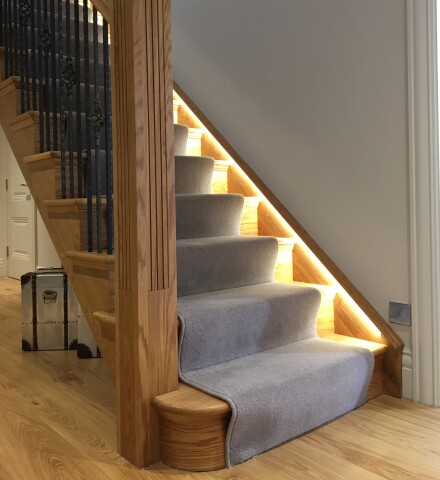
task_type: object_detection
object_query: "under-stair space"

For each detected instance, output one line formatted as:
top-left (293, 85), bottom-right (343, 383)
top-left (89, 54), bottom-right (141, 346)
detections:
top-left (0, 0), bottom-right (403, 472)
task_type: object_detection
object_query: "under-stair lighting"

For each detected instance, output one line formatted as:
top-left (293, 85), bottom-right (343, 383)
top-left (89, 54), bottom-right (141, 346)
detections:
top-left (174, 90), bottom-right (383, 340)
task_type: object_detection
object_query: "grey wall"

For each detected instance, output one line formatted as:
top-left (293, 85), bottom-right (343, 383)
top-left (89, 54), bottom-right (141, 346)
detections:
top-left (172, 0), bottom-right (410, 338)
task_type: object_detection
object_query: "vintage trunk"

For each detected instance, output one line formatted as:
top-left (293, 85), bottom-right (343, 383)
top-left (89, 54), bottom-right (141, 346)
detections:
top-left (21, 268), bottom-right (78, 351)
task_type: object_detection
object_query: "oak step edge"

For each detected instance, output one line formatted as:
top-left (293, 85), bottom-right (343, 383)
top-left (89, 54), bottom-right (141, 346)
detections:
top-left (93, 311), bottom-right (116, 342)
top-left (0, 76), bottom-right (20, 97)
top-left (43, 198), bottom-right (108, 208)
top-left (323, 333), bottom-right (388, 356)
top-left (66, 250), bottom-right (114, 265)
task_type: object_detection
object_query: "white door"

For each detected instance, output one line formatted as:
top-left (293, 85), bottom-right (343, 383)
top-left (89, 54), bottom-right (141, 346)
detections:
top-left (6, 144), bottom-right (36, 279)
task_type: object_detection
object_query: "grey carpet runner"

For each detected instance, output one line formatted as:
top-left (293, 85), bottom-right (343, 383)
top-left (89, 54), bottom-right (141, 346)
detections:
top-left (175, 126), bottom-right (374, 467)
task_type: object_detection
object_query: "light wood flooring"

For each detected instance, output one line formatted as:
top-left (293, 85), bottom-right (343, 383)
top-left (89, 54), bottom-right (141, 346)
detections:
top-left (0, 277), bottom-right (439, 480)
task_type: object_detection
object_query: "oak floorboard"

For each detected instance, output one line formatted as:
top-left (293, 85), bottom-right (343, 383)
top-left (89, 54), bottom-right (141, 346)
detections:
top-left (0, 278), bottom-right (439, 480)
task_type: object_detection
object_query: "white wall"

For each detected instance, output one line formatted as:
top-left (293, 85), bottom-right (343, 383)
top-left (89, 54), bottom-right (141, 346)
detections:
top-left (36, 211), bottom-right (61, 268)
top-left (172, 0), bottom-right (411, 349)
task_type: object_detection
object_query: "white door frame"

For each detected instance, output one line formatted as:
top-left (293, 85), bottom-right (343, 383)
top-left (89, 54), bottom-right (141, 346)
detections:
top-left (407, 0), bottom-right (440, 406)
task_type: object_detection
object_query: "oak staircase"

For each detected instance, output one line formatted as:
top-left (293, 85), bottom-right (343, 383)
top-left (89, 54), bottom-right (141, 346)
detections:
top-left (0, 0), bottom-right (403, 472)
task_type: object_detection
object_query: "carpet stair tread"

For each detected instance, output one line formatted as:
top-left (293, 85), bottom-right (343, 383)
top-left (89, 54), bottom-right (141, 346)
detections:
top-left (178, 282), bottom-right (321, 372)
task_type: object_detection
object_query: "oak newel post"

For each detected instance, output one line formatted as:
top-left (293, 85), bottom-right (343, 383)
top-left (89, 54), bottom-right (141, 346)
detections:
top-left (111, 0), bottom-right (178, 467)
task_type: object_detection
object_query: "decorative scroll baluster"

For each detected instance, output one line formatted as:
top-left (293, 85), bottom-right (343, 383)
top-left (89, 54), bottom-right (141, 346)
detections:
top-left (90, 6), bottom-right (103, 253)
top-left (40, 0), bottom-right (51, 150)
top-left (64, 0), bottom-right (74, 197)
top-left (74, 0), bottom-right (83, 197)
top-left (50, 0), bottom-right (57, 149)
top-left (83, 0), bottom-right (93, 251)
top-left (57, 0), bottom-right (66, 196)
top-left (103, 19), bottom-right (113, 255)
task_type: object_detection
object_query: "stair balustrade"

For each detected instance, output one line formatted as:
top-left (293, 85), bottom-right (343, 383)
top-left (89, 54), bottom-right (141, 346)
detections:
top-left (0, 0), bottom-right (113, 254)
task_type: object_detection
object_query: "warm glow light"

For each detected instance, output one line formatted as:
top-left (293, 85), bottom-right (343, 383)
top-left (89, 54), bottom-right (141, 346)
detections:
top-left (174, 90), bottom-right (383, 339)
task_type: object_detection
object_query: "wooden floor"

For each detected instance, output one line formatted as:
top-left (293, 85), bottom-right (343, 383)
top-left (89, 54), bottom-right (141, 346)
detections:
top-left (0, 277), bottom-right (439, 480)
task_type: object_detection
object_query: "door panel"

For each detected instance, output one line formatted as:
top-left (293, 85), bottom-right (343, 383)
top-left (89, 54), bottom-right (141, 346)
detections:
top-left (7, 143), bottom-right (36, 279)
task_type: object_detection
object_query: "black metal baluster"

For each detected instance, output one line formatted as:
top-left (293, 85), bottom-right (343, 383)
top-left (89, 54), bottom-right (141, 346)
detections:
top-left (13, 0), bottom-right (17, 75)
top-left (2, 1), bottom-right (8, 79)
top-left (90, 6), bottom-right (103, 253)
top-left (0, 0), bottom-right (3, 51)
top-left (50, 0), bottom-right (57, 149)
top-left (83, 0), bottom-right (93, 251)
top-left (36, 0), bottom-right (43, 151)
top-left (8, 0), bottom-right (13, 77)
top-left (64, 0), bottom-right (75, 198)
top-left (74, 0), bottom-right (82, 197)
top-left (40, 0), bottom-right (51, 150)
top-left (30, 0), bottom-right (36, 109)
top-left (103, 19), bottom-right (113, 254)
top-left (17, 0), bottom-right (23, 109)
top-left (19, 0), bottom-right (31, 113)
top-left (57, 0), bottom-right (66, 197)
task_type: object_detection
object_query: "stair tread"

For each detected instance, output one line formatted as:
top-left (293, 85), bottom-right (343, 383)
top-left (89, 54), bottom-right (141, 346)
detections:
top-left (66, 250), bottom-right (114, 265)
top-left (155, 333), bottom-right (386, 416)
top-left (324, 333), bottom-right (387, 356)
top-left (44, 198), bottom-right (108, 207)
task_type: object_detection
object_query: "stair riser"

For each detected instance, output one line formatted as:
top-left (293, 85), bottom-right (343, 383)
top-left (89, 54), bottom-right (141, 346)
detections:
top-left (46, 202), bottom-right (108, 252)
top-left (175, 156), bottom-right (214, 195)
top-left (176, 194), bottom-right (244, 240)
top-left (177, 237), bottom-right (278, 297)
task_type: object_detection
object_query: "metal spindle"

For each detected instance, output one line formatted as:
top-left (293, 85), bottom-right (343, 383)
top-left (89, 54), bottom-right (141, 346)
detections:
top-left (8, 0), bottom-right (13, 76)
top-left (103, 19), bottom-right (113, 254)
top-left (36, 0), bottom-right (43, 151)
top-left (83, 0), bottom-right (93, 251)
top-left (74, 0), bottom-right (82, 197)
top-left (30, 0), bottom-right (36, 110)
top-left (41, 0), bottom-right (51, 150)
top-left (19, 0), bottom-right (31, 113)
top-left (0, 0), bottom-right (3, 51)
top-left (4, 1), bottom-right (9, 78)
top-left (90, 7), bottom-right (103, 253)
top-left (13, 0), bottom-right (18, 75)
top-left (57, 0), bottom-right (66, 197)
top-left (64, 0), bottom-right (75, 198)
top-left (17, 0), bottom-right (23, 109)
top-left (50, 0), bottom-right (57, 149)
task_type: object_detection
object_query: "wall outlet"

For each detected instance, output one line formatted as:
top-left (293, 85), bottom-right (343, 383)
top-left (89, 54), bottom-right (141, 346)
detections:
top-left (389, 301), bottom-right (411, 326)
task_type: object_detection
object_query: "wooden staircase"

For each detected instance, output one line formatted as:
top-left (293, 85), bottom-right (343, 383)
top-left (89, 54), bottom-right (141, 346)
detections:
top-left (0, 0), bottom-right (403, 470)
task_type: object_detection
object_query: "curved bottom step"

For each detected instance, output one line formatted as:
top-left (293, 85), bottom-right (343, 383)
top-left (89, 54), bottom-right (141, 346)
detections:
top-left (153, 335), bottom-right (387, 472)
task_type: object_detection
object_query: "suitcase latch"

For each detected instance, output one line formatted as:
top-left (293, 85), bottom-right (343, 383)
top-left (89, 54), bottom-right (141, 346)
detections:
top-left (42, 290), bottom-right (58, 304)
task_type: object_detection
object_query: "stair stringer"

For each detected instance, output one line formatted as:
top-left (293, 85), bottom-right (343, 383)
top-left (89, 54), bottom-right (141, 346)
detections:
top-left (0, 77), bottom-right (116, 379)
top-left (173, 81), bottom-right (404, 399)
